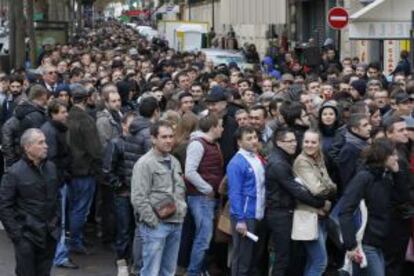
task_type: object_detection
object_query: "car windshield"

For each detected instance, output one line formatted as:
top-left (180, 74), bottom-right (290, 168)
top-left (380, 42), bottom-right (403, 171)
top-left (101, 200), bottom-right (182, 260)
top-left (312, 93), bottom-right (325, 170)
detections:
top-left (212, 55), bottom-right (244, 65)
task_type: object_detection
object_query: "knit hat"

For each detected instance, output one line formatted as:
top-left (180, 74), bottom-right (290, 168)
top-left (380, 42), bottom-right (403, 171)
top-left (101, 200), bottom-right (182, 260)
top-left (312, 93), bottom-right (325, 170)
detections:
top-left (350, 79), bottom-right (367, 96)
top-left (54, 83), bottom-right (71, 97)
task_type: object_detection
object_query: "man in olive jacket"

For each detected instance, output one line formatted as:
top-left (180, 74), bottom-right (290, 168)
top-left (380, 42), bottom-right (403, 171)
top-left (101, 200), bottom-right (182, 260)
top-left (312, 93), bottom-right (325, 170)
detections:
top-left (0, 128), bottom-right (59, 275)
top-left (131, 120), bottom-right (187, 276)
top-left (66, 84), bottom-right (103, 253)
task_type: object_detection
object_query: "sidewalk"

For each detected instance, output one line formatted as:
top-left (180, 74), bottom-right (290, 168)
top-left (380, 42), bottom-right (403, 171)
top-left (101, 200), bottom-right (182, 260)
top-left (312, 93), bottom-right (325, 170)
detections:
top-left (0, 229), bottom-right (117, 276)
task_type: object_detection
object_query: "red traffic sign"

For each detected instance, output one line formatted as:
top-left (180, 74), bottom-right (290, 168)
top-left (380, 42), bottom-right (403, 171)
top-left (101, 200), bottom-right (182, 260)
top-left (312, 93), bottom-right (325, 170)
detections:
top-left (327, 7), bottom-right (349, 30)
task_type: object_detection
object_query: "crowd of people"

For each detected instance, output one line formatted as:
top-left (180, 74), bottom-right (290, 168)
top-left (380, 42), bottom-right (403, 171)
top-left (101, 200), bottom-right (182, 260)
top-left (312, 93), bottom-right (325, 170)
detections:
top-left (0, 19), bottom-right (413, 276)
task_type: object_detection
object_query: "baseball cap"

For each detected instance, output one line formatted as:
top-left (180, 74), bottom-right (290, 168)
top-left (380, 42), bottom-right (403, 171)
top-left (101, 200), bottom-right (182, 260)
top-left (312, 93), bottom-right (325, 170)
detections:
top-left (205, 86), bottom-right (227, 103)
top-left (402, 116), bottom-right (414, 129)
top-left (395, 92), bottom-right (410, 104)
top-left (70, 84), bottom-right (89, 100)
top-left (281, 73), bottom-right (294, 82)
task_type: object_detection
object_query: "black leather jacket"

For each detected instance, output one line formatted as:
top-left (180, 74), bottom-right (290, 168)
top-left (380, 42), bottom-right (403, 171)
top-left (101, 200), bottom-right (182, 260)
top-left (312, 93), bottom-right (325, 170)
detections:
top-left (339, 167), bottom-right (394, 250)
top-left (0, 157), bottom-right (59, 248)
top-left (102, 116), bottom-right (152, 192)
top-left (265, 147), bottom-right (325, 211)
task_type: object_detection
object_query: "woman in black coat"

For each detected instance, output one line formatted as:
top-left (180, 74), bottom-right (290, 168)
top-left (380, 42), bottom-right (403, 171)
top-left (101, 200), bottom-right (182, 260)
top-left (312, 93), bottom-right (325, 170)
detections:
top-left (339, 138), bottom-right (399, 276)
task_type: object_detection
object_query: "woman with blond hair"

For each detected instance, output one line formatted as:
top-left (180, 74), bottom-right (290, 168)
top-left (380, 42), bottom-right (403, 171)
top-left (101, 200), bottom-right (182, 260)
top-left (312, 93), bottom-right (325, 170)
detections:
top-left (292, 129), bottom-right (337, 276)
top-left (172, 112), bottom-right (199, 274)
top-left (172, 112), bottom-right (199, 170)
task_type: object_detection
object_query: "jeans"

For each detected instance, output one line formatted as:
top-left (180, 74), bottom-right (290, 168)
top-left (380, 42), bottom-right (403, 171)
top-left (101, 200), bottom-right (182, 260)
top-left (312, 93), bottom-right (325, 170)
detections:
top-left (303, 220), bottom-right (328, 276)
top-left (114, 195), bottom-right (134, 261)
top-left (53, 184), bottom-right (70, 265)
top-left (140, 222), bottom-right (182, 276)
top-left (187, 195), bottom-right (216, 275)
top-left (266, 209), bottom-right (293, 276)
top-left (68, 176), bottom-right (96, 250)
top-left (133, 223), bottom-right (143, 273)
top-left (353, 245), bottom-right (385, 276)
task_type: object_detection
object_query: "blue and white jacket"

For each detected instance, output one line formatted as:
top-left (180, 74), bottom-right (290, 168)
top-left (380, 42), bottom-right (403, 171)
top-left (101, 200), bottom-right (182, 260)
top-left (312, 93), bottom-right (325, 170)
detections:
top-left (227, 149), bottom-right (265, 222)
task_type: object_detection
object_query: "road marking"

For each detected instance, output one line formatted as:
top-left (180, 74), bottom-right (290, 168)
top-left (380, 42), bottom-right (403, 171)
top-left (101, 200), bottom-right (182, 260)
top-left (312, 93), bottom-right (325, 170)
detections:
top-left (330, 16), bottom-right (347, 21)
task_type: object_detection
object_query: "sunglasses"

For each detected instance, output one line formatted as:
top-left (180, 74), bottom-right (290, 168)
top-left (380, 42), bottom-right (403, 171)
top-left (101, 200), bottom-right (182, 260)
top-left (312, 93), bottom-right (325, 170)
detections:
top-left (48, 71), bottom-right (57, 75)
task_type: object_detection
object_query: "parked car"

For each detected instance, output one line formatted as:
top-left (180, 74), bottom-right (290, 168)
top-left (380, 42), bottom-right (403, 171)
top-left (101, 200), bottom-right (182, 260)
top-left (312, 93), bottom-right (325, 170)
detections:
top-left (199, 48), bottom-right (250, 69)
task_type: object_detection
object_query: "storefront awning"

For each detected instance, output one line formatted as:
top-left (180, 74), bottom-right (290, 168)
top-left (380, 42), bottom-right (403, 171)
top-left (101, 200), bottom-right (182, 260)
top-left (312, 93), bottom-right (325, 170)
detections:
top-left (349, 0), bottom-right (412, 40)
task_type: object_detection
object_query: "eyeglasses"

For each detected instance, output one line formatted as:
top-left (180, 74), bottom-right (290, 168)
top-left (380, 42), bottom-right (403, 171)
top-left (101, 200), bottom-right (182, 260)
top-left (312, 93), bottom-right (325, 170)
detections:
top-left (280, 139), bottom-right (297, 144)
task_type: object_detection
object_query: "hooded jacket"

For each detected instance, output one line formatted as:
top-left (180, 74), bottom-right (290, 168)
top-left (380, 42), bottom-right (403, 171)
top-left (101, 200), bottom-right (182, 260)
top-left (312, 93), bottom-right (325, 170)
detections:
top-left (339, 166), bottom-right (394, 250)
top-left (185, 131), bottom-right (224, 195)
top-left (1, 101), bottom-right (47, 168)
top-left (338, 130), bottom-right (369, 191)
top-left (14, 100), bottom-right (47, 132)
top-left (262, 56), bottom-right (281, 80)
top-left (102, 116), bottom-right (152, 192)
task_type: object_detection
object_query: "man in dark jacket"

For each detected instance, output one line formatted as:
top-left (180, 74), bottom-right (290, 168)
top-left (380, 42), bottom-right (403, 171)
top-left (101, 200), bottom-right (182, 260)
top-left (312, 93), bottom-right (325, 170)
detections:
top-left (40, 65), bottom-right (59, 93)
top-left (205, 85), bottom-right (238, 167)
top-left (383, 116), bottom-right (414, 276)
top-left (102, 112), bottom-right (138, 275)
top-left (0, 128), bottom-right (59, 275)
top-left (95, 83), bottom-right (123, 244)
top-left (14, 84), bottom-right (48, 131)
top-left (67, 84), bottom-right (103, 254)
top-left (0, 74), bottom-right (26, 125)
top-left (337, 114), bottom-right (371, 192)
top-left (41, 99), bottom-right (77, 269)
top-left (265, 127), bottom-right (328, 276)
top-left (102, 96), bottom-right (159, 273)
top-left (1, 84), bottom-right (48, 168)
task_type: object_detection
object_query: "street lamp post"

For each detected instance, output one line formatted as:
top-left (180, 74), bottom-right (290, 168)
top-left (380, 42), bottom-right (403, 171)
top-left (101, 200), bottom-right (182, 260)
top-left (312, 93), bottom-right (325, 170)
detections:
top-left (411, 11), bottom-right (414, 72)
top-left (189, 0), bottom-right (191, 21)
top-left (211, 0), bottom-right (214, 30)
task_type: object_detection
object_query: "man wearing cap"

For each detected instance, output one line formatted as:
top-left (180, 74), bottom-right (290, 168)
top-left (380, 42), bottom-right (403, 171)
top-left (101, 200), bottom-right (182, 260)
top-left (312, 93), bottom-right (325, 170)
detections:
top-left (67, 84), bottom-right (103, 254)
top-left (205, 85), bottom-right (238, 166)
top-left (384, 92), bottom-right (413, 122)
top-left (280, 73), bottom-right (294, 90)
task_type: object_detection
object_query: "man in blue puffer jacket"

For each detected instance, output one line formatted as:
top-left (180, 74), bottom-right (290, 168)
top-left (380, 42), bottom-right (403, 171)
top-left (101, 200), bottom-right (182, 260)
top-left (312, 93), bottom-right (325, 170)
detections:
top-left (227, 126), bottom-right (266, 276)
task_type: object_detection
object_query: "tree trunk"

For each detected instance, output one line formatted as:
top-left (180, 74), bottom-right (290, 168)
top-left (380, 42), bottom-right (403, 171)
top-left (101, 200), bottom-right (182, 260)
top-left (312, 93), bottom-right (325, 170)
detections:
top-left (76, 0), bottom-right (83, 31)
top-left (13, 0), bottom-right (25, 70)
top-left (8, 0), bottom-right (16, 69)
top-left (48, 0), bottom-right (59, 21)
top-left (26, 0), bottom-right (36, 67)
top-left (68, 0), bottom-right (75, 37)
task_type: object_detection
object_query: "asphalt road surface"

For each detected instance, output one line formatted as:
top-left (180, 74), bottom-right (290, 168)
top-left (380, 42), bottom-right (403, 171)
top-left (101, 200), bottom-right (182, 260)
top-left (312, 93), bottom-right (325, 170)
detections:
top-left (0, 222), bottom-right (117, 276)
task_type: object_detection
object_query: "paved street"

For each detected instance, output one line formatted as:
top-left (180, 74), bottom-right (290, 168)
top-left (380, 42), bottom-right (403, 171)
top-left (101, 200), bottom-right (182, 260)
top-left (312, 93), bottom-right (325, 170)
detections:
top-left (0, 226), bottom-right (117, 276)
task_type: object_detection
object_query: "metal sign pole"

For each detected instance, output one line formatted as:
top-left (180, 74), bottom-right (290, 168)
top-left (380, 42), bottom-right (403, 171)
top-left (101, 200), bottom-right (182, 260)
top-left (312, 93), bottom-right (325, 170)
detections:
top-left (411, 11), bottom-right (414, 72)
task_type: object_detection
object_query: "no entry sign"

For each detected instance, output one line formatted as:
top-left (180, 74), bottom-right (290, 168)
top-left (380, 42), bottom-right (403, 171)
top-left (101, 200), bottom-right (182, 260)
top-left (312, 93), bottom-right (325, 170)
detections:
top-left (327, 7), bottom-right (349, 30)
